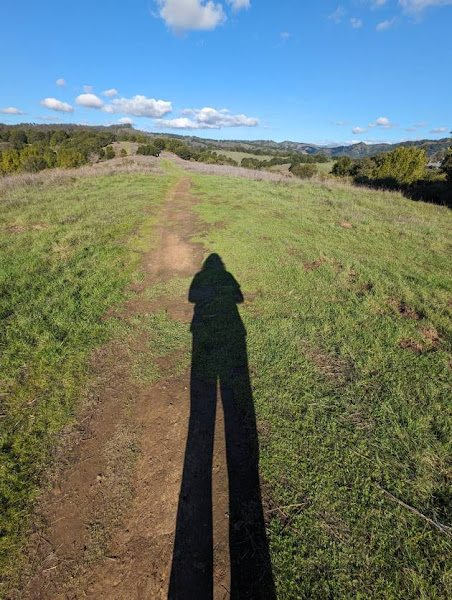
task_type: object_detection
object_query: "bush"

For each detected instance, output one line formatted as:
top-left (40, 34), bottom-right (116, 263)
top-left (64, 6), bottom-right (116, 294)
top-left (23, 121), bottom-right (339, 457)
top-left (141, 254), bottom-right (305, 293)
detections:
top-left (372, 146), bottom-right (427, 185)
top-left (1, 149), bottom-right (21, 173)
top-left (332, 156), bottom-right (354, 177)
top-left (137, 144), bottom-right (160, 157)
top-left (56, 148), bottom-right (87, 168)
top-left (289, 163), bottom-right (318, 179)
top-left (441, 147), bottom-right (452, 183)
top-left (153, 138), bottom-right (166, 152)
top-left (120, 148), bottom-right (127, 157)
top-left (105, 146), bottom-right (116, 160)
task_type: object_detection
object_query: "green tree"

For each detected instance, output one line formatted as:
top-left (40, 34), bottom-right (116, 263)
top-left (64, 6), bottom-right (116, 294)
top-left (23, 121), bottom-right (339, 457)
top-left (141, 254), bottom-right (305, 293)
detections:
top-left (289, 163), bottom-right (318, 179)
top-left (105, 146), bottom-right (116, 160)
top-left (9, 130), bottom-right (28, 150)
top-left (19, 146), bottom-right (47, 172)
top-left (56, 148), bottom-right (86, 168)
top-left (2, 149), bottom-right (21, 173)
top-left (332, 156), bottom-right (354, 177)
top-left (50, 130), bottom-right (69, 147)
top-left (153, 138), bottom-right (166, 152)
top-left (372, 147), bottom-right (427, 184)
top-left (440, 147), bottom-right (452, 183)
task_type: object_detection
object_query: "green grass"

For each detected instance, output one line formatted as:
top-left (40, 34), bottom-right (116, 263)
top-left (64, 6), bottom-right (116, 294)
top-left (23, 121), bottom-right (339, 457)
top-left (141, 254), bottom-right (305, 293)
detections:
top-left (0, 171), bottom-right (171, 581)
top-left (190, 173), bottom-right (452, 598)
top-left (217, 150), bottom-right (285, 163)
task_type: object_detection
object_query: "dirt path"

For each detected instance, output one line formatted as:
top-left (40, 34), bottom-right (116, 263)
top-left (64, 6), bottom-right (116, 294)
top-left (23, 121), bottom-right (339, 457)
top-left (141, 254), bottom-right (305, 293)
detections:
top-left (22, 176), bottom-right (232, 599)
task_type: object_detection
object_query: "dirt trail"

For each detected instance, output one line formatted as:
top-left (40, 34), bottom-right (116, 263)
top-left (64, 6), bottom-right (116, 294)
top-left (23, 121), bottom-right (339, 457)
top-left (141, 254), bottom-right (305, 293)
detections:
top-left (23, 176), bottom-right (231, 599)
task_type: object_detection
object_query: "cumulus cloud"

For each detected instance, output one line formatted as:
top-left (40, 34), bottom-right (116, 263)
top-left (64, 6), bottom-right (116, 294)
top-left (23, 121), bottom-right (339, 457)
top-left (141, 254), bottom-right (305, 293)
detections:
top-left (118, 117), bottom-right (134, 125)
top-left (399, 0), bottom-right (452, 13)
top-left (75, 93), bottom-right (104, 109)
top-left (156, 0), bottom-right (225, 31)
top-left (430, 126), bottom-right (448, 133)
top-left (352, 126), bottom-right (368, 134)
top-left (227, 0), bottom-right (250, 10)
top-left (104, 95), bottom-right (172, 118)
top-left (329, 5), bottom-right (346, 23)
top-left (376, 18), bottom-right (395, 30)
top-left (0, 106), bottom-right (26, 115)
top-left (350, 17), bottom-right (363, 27)
top-left (40, 98), bottom-right (74, 112)
top-left (103, 88), bottom-right (118, 97)
top-left (368, 116), bottom-right (398, 129)
top-left (155, 106), bottom-right (259, 129)
top-left (56, 78), bottom-right (66, 86)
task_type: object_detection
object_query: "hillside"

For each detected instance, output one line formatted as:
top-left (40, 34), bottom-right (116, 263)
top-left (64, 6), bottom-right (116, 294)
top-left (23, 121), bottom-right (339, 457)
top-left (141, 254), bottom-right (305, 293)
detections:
top-left (1, 122), bottom-right (450, 160)
top-left (1, 156), bottom-right (451, 599)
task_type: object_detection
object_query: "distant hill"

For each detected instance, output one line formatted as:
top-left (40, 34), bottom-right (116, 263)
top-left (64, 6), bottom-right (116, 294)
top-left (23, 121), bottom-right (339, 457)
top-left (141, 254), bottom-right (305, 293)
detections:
top-left (1, 121), bottom-right (450, 160)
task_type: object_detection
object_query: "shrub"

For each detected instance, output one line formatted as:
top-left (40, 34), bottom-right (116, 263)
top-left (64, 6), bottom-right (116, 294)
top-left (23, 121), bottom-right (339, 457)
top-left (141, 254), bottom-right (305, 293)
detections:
top-left (332, 156), bottom-right (354, 177)
top-left (441, 147), bottom-right (452, 183)
top-left (105, 146), bottom-right (116, 160)
top-left (290, 163), bottom-right (318, 179)
top-left (136, 144), bottom-right (160, 157)
top-left (1, 149), bottom-right (21, 173)
top-left (120, 148), bottom-right (127, 156)
top-left (56, 148), bottom-right (86, 168)
top-left (372, 146), bottom-right (427, 185)
top-left (153, 138), bottom-right (166, 151)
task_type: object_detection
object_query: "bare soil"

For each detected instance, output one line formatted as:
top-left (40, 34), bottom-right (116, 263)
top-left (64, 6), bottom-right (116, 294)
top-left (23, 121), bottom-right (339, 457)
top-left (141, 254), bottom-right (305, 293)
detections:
top-left (19, 176), bottom-right (234, 599)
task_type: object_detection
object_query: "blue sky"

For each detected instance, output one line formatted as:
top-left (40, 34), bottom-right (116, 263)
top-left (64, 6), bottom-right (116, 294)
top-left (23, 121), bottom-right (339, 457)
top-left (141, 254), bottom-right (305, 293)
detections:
top-left (1, 0), bottom-right (451, 145)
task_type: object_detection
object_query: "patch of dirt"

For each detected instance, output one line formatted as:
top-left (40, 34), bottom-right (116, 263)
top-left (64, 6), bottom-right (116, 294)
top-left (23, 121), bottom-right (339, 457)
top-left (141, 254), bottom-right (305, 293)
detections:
top-left (17, 176), bottom-right (238, 599)
top-left (340, 221), bottom-right (353, 229)
top-left (356, 282), bottom-right (374, 297)
top-left (303, 258), bottom-right (326, 272)
top-left (388, 298), bottom-right (425, 320)
top-left (303, 344), bottom-right (353, 387)
top-left (399, 339), bottom-right (426, 355)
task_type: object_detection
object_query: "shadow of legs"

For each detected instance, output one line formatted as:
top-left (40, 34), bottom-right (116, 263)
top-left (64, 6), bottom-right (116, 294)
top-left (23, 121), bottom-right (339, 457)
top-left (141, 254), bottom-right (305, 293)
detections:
top-left (168, 376), bottom-right (217, 600)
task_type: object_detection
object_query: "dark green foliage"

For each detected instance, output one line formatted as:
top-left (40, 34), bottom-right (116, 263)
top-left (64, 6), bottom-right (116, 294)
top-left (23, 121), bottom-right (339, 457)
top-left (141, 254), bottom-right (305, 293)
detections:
top-left (136, 144), bottom-right (160, 157)
top-left (120, 148), bottom-right (127, 157)
top-left (105, 146), bottom-right (116, 160)
top-left (289, 162), bottom-right (318, 178)
top-left (441, 147), bottom-right (452, 183)
top-left (153, 138), bottom-right (166, 151)
top-left (98, 148), bottom-right (105, 160)
top-left (9, 130), bottom-right (27, 150)
top-left (332, 156), bottom-right (354, 176)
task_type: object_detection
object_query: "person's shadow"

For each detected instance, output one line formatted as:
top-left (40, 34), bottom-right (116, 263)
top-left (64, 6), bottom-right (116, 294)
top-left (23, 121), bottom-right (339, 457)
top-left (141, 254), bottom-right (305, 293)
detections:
top-left (168, 254), bottom-right (276, 600)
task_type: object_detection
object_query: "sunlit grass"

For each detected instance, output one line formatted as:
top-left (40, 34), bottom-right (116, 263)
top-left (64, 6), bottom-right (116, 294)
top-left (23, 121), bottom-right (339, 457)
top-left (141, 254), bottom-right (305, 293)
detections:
top-left (190, 173), bottom-right (452, 598)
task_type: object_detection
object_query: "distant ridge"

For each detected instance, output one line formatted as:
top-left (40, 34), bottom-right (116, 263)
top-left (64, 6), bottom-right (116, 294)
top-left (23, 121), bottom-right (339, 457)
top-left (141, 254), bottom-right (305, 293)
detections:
top-left (0, 122), bottom-right (450, 159)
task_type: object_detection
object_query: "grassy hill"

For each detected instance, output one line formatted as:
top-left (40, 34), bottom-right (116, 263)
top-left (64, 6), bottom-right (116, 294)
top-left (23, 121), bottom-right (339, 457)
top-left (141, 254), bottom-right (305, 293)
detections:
top-left (0, 159), bottom-right (451, 597)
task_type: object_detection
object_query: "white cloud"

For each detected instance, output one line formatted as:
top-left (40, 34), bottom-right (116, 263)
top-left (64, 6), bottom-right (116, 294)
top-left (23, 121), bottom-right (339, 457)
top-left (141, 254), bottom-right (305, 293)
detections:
top-left (399, 0), bottom-right (452, 13)
top-left (156, 0), bottom-right (225, 31)
top-left (155, 106), bottom-right (259, 129)
top-left (352, 126), bottom-right (368, 134)
top-left (103, 88), bottom-right (118, 97)
top-left (75, 93), bottom-right (104, 109)
top-left (332, 120), bottom-right (347, 125)
top-left (405, 127), bottom-right (417, 132)
top-left (56, 78), bottom-right (66, 87)
top-left (83, 85), bottom-right (93, 93)
top-left (430, 126), bottom-right (448, 133)
top-left (105, 95), bottom-right (172, 117)
top-left (227, 0), bottom-right (250, 10)
top-left (40, 98), bottom-right (74, 112)
top-left (280, 31), bottom-right (291, 39)
top-left (376, 18), bottom-right (395, 30)
top-left (350, 17), bottom-right (363, 27)
top-left (368, 116), bottom-right (398, 129)
top-left (118, 117), bottom-right (134, 125)
top-left (416, 122), bottom-right (427, 126)
top-left (0, 106), bottom-right (26, 115)
top-left (329, 5), bottom-right (346, 23)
